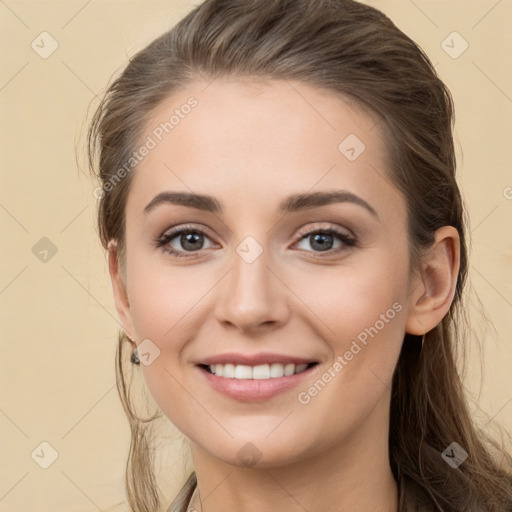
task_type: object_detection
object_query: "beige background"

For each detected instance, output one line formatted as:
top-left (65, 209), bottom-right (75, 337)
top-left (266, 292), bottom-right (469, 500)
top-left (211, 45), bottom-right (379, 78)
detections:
top-left (1, 0), bottom-right (511, 510)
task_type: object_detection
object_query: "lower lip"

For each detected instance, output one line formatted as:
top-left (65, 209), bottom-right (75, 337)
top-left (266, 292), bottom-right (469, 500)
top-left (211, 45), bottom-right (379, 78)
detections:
top-left (197, 365), bottom-right (318, 402)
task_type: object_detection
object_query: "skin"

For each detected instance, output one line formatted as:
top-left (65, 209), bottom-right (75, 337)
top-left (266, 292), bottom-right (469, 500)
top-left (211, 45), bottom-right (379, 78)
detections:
top-left (108, 77), bottom-right (460, 512)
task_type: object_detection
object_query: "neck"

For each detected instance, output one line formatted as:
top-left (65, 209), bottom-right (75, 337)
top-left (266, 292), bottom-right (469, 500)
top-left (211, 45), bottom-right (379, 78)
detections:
top-left (188, 400), bottom-right (398, 511)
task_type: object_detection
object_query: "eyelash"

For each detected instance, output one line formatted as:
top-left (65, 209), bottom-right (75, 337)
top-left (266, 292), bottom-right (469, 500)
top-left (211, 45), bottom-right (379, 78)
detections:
top-left (153, 223), bottom-right (357, 259)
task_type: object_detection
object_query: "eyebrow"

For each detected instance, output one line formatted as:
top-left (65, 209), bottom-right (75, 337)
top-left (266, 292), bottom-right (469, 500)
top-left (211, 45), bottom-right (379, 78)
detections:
top-left (143, 190), bottom-right (379, 219)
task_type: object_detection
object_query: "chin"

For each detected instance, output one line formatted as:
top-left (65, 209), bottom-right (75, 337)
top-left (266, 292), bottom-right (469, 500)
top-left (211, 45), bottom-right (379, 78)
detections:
top-left (193, 430), bottom-right (318, 469)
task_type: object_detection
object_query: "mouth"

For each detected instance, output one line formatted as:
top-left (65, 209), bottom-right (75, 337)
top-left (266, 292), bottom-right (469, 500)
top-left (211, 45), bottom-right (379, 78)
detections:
top-left (198, 361), bottom-right (318, 379)
top-left (196, 359), bottom-right (320, 402)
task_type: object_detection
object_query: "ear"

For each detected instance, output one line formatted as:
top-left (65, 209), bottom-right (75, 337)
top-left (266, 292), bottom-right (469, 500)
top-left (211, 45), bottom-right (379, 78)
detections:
top-left (405, 226), bottom-right (460, 336)
top-left (107, 240), bottom-right (136, 346)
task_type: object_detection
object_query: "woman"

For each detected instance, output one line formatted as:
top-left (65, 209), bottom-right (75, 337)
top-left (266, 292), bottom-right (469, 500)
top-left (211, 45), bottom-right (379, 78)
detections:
top-left (87, 0), bottom-right (512, 510)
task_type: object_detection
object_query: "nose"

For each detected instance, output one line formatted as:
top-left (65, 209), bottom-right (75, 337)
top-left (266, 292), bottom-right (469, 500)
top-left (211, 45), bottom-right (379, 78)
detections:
top-left (214, 246), bottom-right (290, 334)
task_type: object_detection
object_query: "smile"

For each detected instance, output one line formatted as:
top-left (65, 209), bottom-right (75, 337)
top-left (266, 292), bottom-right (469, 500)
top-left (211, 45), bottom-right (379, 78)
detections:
top-left (200, 362), bottom-right (317, 379)
top-left (197, 361), bottom-right (319, 402)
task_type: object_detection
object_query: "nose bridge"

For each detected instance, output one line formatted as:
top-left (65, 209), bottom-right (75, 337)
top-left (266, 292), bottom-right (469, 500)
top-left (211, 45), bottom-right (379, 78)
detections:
top-left (215, 234), bottom-right (286, 330)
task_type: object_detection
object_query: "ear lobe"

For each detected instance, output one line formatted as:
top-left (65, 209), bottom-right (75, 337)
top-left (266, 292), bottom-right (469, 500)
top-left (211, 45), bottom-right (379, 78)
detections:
top-left (107, 240), bottom-right (136, 344)
top-left (405, 226), bottom-right (460, 336)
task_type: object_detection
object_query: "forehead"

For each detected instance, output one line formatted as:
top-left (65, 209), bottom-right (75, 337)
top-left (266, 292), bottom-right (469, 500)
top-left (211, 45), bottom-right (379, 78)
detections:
top-left (126, 78), bottom-right (402, 223)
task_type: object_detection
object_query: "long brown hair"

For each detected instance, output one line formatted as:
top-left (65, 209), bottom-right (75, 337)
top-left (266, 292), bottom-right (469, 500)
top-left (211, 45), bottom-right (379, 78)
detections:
top-left (87, 0), bottom-right (512, 510)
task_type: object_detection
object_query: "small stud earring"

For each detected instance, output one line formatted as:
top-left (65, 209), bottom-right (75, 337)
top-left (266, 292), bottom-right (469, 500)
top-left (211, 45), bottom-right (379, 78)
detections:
top-left (131, 347), bottom-right (140, 365)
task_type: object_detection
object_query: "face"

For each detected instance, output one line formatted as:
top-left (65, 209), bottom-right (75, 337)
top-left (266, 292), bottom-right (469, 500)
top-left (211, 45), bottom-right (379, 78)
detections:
top-left (113, 77), bottom-right (418, 468)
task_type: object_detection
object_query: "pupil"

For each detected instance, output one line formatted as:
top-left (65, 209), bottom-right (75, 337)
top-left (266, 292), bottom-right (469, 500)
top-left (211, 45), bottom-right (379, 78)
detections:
top-left (182, 232), bottom-right (203, 251)
top-left (312, 233), bottom-right (333, 251)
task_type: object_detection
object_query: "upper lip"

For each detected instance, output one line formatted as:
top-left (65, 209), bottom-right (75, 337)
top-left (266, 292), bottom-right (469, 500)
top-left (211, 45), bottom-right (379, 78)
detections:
top-left (198, 352), bottom-right (318, 366)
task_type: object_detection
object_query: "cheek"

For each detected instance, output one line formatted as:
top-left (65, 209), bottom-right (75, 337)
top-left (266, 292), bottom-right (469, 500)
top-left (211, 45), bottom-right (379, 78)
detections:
top-left (125, 248), bottom-right (201, 341)
top-left (288, 253), bottom-right (408, 346)
top-left (124, 253), bottom-right (206, 428)
top-left (287, 251), bottom-right (408, 412)
top-left (288, 271), bottom-right (407, 447)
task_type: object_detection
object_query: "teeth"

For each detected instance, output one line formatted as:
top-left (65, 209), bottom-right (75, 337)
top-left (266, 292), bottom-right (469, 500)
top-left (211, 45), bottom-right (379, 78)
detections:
top-left (235, 365), bottom-right (252, 379)
top-left (207, 362), bottom-right (311, 379)
top-left (253, 364), bottom-right (270, 379)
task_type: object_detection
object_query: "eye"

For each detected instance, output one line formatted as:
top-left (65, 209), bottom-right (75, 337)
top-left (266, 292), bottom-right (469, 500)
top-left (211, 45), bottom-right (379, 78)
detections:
top-left (154, 224), bottom-right (215, 258)
top-left (154, 223), bottom-right (356, 259)
top-left (292, 225), bottom-right (356, 256)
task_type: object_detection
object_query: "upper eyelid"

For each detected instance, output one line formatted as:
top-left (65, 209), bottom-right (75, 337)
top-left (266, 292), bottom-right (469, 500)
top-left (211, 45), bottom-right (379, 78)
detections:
top-left (295, 222), bottom-right (354, 239)
top-left (160, 223), bottom-right (216, 241)
top-left (160, 222), bottom-right (352, 238)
